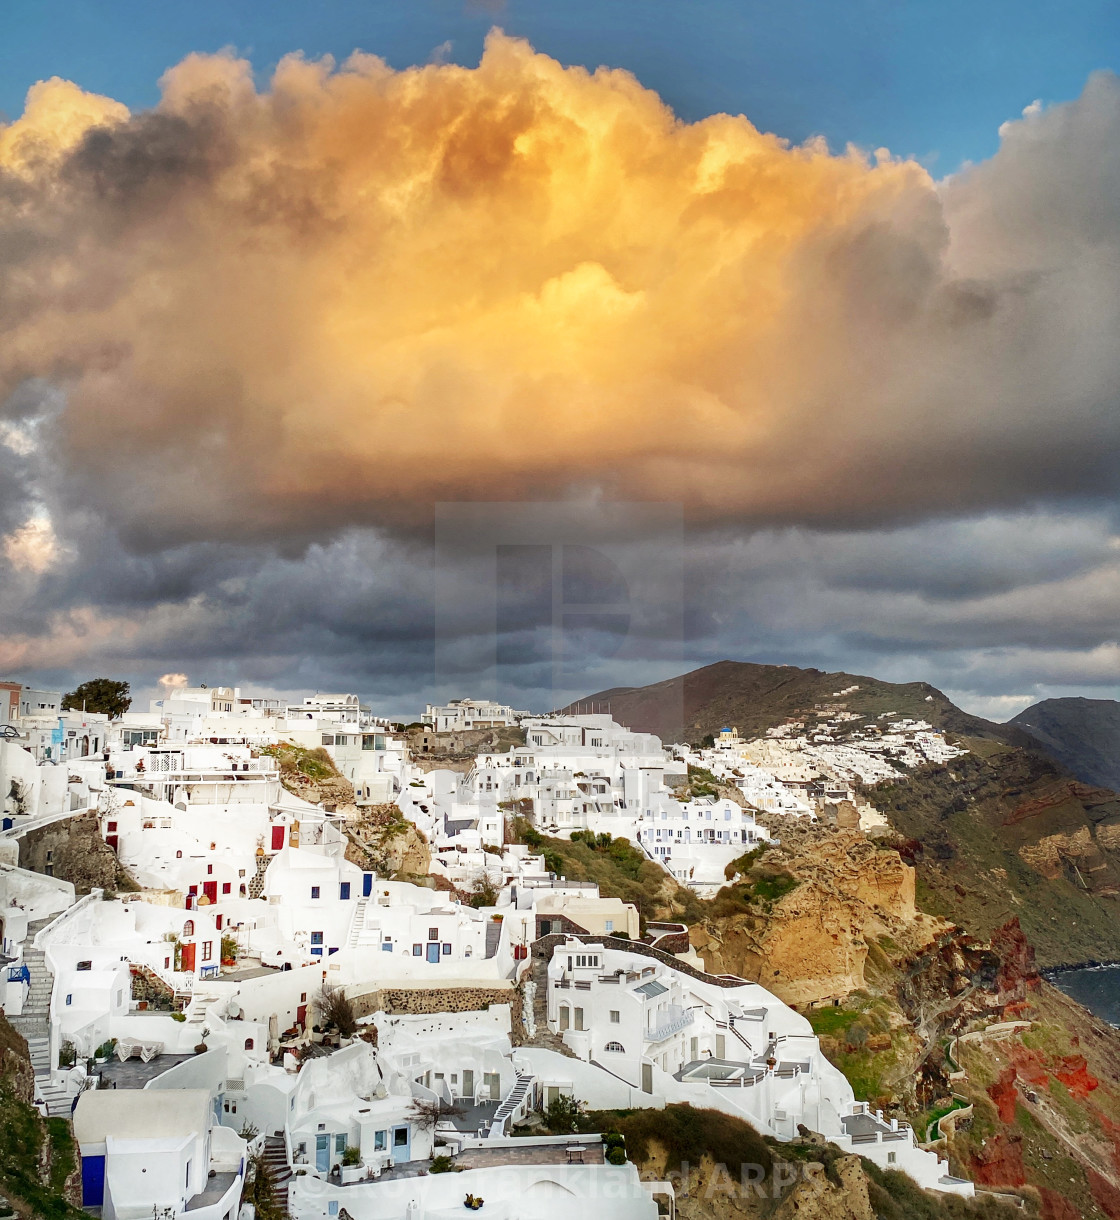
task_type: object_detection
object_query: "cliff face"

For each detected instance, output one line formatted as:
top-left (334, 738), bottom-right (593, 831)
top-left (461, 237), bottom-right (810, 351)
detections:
top-left (19, 812), bottom-right (138, 895)
top-left (343, 803), bottom-right (431, 880)
top-left (875, 745), bottom-right (1120, 968)
top-left (689, 820), bottom-right (938, 1006)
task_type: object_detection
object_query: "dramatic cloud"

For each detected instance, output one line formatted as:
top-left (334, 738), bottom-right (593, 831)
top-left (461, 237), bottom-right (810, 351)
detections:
top-left (2, 37), bottom-right (1120, 711)
top-left (2, 35), bottom-right (1117, 547)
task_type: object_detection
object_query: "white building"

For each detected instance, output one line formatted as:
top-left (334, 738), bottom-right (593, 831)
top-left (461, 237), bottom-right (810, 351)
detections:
top-left (544, 938), bottom-right (972, 1196)
top-left (73, 1088), bottom-right (246, 1220)
top-left (423, 698), bottom-right (528, 733)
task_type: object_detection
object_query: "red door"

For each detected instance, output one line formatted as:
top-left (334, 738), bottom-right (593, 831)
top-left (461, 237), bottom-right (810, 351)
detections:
top-left (105, 835), bottom-right (118, 851)
top-left (271, 825), bottom-right (285, 851)
top-left (297, 1003), bottom-right (307, 1029)
top-left (180, 942), bottom-right (196, 973)
top-left (203, 881), bottom-right (218, 904)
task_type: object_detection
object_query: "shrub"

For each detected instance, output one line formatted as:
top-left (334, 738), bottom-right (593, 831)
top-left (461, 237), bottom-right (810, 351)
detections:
top-left (316, 981), bottom-right (359, 1038)
top-left (607, 1146), bottom-right (627, 1165)
top-left (342, 1146), bottom-right (361, 1166)
top-left (194, 1043), bottom-right (208, 1054)
top-left (543, 1094), bottom-right (583, 1133)
top-left (603, 1132), bottom-right (625, 1150)
top-left (57, 1042), bottom-right (76, 1069)
top-left (171, 1011), bottom-right (187, 1022)
top-left (429, 1154), bottom-right (460, 1173)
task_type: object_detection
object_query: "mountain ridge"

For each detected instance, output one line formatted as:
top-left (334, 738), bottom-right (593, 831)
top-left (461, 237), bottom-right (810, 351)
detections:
top-left (1010, 696), bottom-right (1120, 792)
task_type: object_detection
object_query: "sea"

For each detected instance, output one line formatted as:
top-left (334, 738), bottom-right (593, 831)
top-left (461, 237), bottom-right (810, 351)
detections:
top-left (1050, 963), bottom-right (1120, 1026)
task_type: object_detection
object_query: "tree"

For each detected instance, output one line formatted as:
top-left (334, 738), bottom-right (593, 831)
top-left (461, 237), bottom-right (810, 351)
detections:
top-left (62, 678), bottom-right (131, 718)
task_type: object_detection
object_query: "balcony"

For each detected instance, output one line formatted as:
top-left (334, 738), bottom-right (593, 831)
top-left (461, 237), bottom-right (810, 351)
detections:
top-left (646, 1008), bottom-right (695, 1042)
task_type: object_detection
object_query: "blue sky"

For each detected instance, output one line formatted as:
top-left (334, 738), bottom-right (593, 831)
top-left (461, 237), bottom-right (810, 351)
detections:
top-left (3, 0), bottom-right (1117, 173)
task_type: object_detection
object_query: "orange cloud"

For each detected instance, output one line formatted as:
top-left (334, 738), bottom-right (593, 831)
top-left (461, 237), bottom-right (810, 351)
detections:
top-left (0, 34), bottom-right (1116, 543)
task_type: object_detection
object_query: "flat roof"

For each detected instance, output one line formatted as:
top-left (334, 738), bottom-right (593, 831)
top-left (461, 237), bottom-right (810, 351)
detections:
top-left (74, 1088), bottom-right (211, 1144)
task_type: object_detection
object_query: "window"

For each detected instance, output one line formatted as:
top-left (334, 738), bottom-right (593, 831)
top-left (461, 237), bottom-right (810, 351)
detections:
top-left (202, 941), bottom-right (212, 961)
top-left (339, 882), bottom-right (350, 900)
top-left (244, 1038), bottom-right (254, 1050)
top-left (310, 932), bottom-right (323, 946)
top-left (183, 920), bottom-right (194, 936)
top-left (428, 927), bottom-right (438, 941)
top-left (207, 864), bottom-right (213, 875)
top-left (413, 944), bottom-right (423, 956)
top-left (335, 1133), bottom-right (346, 1154)
top-left (301, 993), bottom-right (307, 1003)
top-left (442, 943), bottom-right (452, 955)
top-left (604, 920), bottom-right (614, 933)
top-left (176, 850), bottom-right (183, 858)
top-left (77, 960), bottom-right (92, 971)
top-left (394, 1128), bottom-right (408, 1147)
top-left (374, 1131), bottom-right (387, 1150)
top-left (604, 1041), bottom-right (625, 1053)
top-left (186, 1161), bottom-right (191, 1190)
top-left (65, 994), bottom-right (72, 1006)
top-left (222, 882), bottom-right (231, 894)
top-left (107, 821), bottom-right (117, 832)
top-left (311, 886), bottom-right (320, 899)
top-left (887, 1151), bottom-right (896, 1164)
top-left (610, 1010), bottom-right (620, 1024)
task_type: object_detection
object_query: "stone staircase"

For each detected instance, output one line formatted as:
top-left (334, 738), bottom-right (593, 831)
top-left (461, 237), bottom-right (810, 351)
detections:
top-left (488, 1072), bottom-right (534, 1139)
top-left (484, 919), bottom-right (502, 960)
top-left (261, 1134), bottom-right (292, 1214)
top-left (8, 917), bottom-right (54, 1041)
top-left (347, 896), bottom-right (370, 948)
top-left (521, 957), bottom-right (576, 1058)
top-left (248, 853), bottom-right (272, 899)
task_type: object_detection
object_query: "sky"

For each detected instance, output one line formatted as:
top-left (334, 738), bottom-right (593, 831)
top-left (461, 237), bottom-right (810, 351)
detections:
top-left (1, 1), bottom-right (1119, 720)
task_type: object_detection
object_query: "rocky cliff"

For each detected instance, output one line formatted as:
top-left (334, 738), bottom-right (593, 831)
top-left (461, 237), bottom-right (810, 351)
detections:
top-left (1011, 697), bottom-right (1120, 792)
top-left (689, 818), bottom-right (940, 1007)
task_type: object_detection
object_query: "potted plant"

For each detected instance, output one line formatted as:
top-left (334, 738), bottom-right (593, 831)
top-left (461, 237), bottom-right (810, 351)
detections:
top-left (464, 1194), bottom-right (484, 1211)
top-left (340, 1146), bottom-right (365, 1184)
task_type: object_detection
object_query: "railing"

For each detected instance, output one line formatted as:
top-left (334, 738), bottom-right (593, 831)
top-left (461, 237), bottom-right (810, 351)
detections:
top-left (647, 1009), bottom-right (695, 1042)
top-left (6, 964), bottom-right (30, 984)
top-left (33, 890), bottom-right (102, 950)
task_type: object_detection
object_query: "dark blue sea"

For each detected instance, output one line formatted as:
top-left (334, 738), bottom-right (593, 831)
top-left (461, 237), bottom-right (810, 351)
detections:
top-left (1051, 964), bottom-right (1120, 1025)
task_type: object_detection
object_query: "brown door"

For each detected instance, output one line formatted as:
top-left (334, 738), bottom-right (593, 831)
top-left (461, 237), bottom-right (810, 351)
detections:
top-left (180, 942), bottom-right (196, 973)
top-left (297, 1003), bottom-right (307, 1028)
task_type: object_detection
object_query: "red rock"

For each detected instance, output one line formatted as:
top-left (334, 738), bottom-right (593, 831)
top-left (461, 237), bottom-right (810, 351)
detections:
top-left (1055, 1054), bottom-right (1099, 1099)
top-left (988, 1067), bottom-right (1019, 1124)
top-left (1089, 1168), bottom-right (1120, 1219)
top-left (970, 1134), bottom-right (1026, 1188)
top-left (1039, 1187), bottom-right (1082, 1220)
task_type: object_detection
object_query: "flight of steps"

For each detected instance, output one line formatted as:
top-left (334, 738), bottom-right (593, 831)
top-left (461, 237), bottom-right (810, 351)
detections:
top-left (488, 1072), bottom-right (534, 1139)
top-left (523, 957), bottom-right (577, 1058)
top-left (7, 917), bottom-right (54, 1041)
top-left (185, 989), bottom-right (222, 1031)
top-left (347, 897), bottom-right (370, 948)
top-left (248, 853), bottom-right (272, 899)
top-left (261, 1134), bottom-right (292, 1214)
top-left (26, 1034), bottom-right (72, 1117)
top-left (484, 919), bottom-right (502, 959)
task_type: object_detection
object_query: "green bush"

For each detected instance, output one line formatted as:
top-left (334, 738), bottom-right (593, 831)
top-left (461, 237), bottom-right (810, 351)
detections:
top-left (171, 1011), bottom-right (187, 1022)
top-left (607, 1146), bottom-right (627, 1165)
top-left (429, 1154), bottom-right (460, 1173)
top-left (342, 1146), bottom-right (361, 1166)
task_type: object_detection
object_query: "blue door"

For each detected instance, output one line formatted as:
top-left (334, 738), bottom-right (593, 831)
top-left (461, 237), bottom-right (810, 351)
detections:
top-left (339, 882), bottom-right (350, 900)
top-left (82, 1153), bottom-right (105, 1206)
top-left (391, 1125), bottom-right (411, 1164)
top-left (362, 872), bottom-right (373, 897)
top-left (426, 942), bottom-right (440, 963)
top-left (316, 1134), bottom-right (330, 1172)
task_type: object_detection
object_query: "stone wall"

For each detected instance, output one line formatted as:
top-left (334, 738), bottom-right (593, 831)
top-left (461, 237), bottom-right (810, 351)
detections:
top-left (349, 984), bottom-right (522, 1028)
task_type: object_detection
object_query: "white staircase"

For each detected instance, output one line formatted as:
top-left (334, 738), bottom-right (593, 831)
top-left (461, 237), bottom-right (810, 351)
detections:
top-left (8, 918), bottom-right (54, 1040)
top-left (347, 897), bottom-right (370, 948)
top-left (487, 1072), bottom-right (534, 1139)
top-left (25, 1034), bottom-right (72, 1117)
